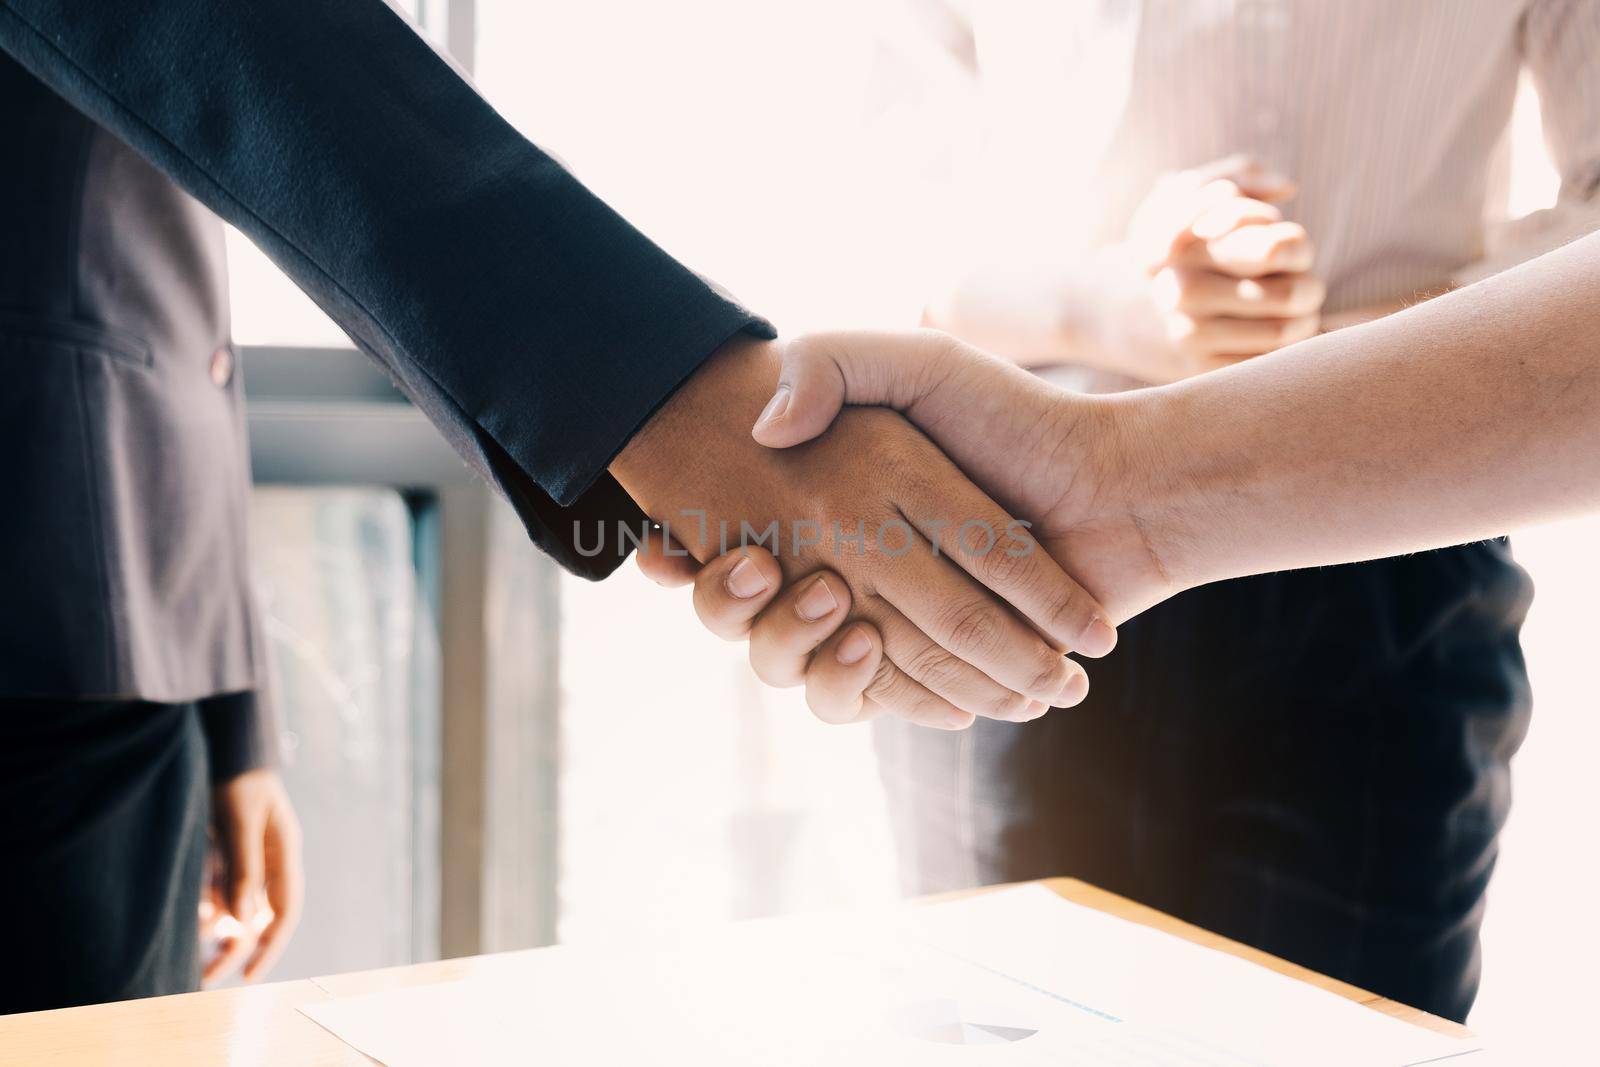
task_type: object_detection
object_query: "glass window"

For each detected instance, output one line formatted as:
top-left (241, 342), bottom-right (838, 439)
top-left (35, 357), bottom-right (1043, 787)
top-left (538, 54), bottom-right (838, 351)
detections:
top-left (248, 486), bottom-right (438, 977)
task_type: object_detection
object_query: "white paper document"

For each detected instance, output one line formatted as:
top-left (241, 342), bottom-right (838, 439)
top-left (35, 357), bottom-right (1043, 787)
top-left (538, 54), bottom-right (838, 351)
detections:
top-left (300, 885), bottom-right (1486, 1065)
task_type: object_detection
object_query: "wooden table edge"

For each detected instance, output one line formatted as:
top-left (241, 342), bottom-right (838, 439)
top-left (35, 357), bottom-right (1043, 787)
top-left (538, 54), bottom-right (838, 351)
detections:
top-left (1030, 877), bottom-right (1475, 1040)
top-left (0, 875), bottom-right (1472, 1063)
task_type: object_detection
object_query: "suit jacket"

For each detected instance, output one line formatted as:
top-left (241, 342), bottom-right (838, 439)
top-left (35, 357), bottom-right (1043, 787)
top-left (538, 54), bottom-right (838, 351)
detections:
top-left (0, 53), bottom-right (271, 773)
top-left (0, 2), bottom-right (769, 747)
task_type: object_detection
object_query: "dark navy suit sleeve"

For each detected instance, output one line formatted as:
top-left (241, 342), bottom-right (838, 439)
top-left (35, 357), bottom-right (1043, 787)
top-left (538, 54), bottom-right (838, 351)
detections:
top-left (0, 0), bottom-right (774, 578)
top-left (197, 691), bottom-right (275, 783)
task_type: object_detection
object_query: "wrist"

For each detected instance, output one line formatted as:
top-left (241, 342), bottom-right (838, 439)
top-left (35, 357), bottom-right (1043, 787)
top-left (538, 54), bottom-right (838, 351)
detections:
top-left (610, 334), bottom-right (780, 528)
top-left (1096, 383), bottom-right (1234, 597)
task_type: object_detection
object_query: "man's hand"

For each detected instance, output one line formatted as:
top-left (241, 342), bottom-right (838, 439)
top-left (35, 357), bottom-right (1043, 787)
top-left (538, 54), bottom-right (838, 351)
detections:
top-left (750, 330), bottom-right (1180, 623)
top-left (639, 329), bottom-right (1170, 723)
top-left (202, 769), bottom-right (304, 985)
top-left (636, 541), bottom-right (914, 726)
top-left (610, 335), bottom-right (1116, 729)
top-left (1119, 155), bottom-right (1324, 381)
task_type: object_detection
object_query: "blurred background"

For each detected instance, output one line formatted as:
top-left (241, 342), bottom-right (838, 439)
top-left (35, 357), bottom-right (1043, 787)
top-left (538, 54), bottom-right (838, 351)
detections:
top-left (227, 2), bottom-right (1596, 1060)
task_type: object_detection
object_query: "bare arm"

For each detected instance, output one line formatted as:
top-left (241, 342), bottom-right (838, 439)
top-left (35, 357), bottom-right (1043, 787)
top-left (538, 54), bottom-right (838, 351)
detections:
top-left (1137, 229), bottom-right (1600, 590)
top-left (752, 230), bottom-right (1600, 626)
top-left (651, 229), bottom-right (1600, 724)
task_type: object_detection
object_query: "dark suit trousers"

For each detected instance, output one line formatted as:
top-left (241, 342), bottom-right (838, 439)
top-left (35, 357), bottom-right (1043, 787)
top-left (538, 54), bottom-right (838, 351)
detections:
top-left (0, 700), bottom-right (208, 1014)
top-left (876, 540), bottom-right (1533, 1024)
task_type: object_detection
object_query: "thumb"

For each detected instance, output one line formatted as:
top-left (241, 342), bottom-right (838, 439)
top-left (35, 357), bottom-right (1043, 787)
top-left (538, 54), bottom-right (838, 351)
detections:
top-left (750, 331), bottom-right (956, 448)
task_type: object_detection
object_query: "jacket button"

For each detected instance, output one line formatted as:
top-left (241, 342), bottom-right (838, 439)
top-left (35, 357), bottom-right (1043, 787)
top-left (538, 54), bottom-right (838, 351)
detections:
top-left (210, 345), bottom-right (234, 387)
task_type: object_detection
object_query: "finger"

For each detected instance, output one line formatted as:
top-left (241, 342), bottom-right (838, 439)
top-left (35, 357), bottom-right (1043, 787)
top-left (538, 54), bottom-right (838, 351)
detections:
top-left (689, 547), bottom-right (784, 640)
top-left (1184, 221), bottom-right (1315, 277)
top-left (1170, 313), bottom-right (1322, 358)
top-left (858, 651), bottom-right (978, 731)
top-left (1155, 268), bottom-right (1326, 319)
top-left (752, 329), bottom-right (967, 449)
top-left (203, 927), bottom-right (254, 986)
top-left (901, 477), bottom-right (1118, 659)
top-left (635, 525), bottom-right (702, 588)
top-left (803, 623), bottom-right (886, 725)
top-left (243, 809), bottom-right (304, 982)
top-left (1189, 196), bottom-right (1283, 241)
top-left (223, 808), bottom-right (266, 925)
top-left (869, 597), bottom-right (1065, 722)
top-left (752, 329), bottom-right (1049, 480)
top-left (200, 882), bottom-right (254, 987)
top-left (745, 571), bottom-right (853, 687)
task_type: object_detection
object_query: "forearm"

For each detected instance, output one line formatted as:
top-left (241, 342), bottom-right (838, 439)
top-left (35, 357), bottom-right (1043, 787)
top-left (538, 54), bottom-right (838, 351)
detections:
top-left (1130, 230), bottom-right (1600, 589)
top-left (0, 0), bottom-right (769, 578)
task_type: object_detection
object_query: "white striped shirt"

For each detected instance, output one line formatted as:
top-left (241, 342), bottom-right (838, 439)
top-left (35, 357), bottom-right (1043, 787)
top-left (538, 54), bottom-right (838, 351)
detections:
top-left (897, 0), bottom-right (1600, 315)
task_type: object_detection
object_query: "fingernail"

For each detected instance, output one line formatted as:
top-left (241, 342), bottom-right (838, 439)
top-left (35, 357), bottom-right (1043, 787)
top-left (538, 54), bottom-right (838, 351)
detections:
top-left (1021, 700), bottom-right (1049, 722)
top-left (724, 556), bottom-right (768, 599)
top-left (835, 626), bottom-right (872, 665)
top-left (795, 575), bottom-right (839, 621)
top-left (946, 710), bottom-right (974, 729)
top-left (755, 384), bottom-right (791, 429)
top-left (1057, 670), bottom-right (1089, 707)
top-left (1076, 616), bottom-right (1118, 658)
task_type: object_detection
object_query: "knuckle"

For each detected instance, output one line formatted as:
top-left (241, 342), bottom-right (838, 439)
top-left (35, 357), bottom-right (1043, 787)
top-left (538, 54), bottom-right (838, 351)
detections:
top-left (1259, 276), bottom-right (1294, 306)
top-left (983, 686), bottom-right (1032, 721)
top-left (971, 535), bottom-right (1037, 589)
top-left (862, 658), bottom-right (903, 702)
top-left (1044, 581), bottom-right (1089, 638)
top-left (902, 640), bottom-right (966, 694)
top-left (913, 326), bottom-right (962, 359)
top-left (939, 601), bottom-right (1005, 660)
top-left (1025, 655), bottom-right (1068, 701)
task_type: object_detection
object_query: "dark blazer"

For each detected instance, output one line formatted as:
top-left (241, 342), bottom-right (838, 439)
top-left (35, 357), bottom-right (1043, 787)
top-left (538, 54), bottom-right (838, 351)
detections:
top-left (1, 53), bottom-right (271, 772)
top-left (0, 3), bottom-right (770, 719)
top-left (1, 55), bottom-right (257, 700)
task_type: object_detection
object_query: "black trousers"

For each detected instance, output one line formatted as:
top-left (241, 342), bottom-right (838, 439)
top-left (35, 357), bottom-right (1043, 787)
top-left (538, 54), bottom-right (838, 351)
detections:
top-left (876, 540), bottom-right (1533, 1024)
top-left (0, 699), bottom-right (208, 1014)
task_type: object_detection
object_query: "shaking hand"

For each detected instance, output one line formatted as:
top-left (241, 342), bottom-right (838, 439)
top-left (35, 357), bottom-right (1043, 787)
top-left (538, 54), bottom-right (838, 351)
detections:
top-left (612, 335), bottom-right (1117, 729)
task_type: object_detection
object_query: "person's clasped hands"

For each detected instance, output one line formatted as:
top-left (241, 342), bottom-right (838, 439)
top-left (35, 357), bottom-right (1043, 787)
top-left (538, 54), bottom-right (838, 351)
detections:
top-left (1116, 154), bottom-right (1325, 382)
top-left (638, 329), bottom-right (1189, 729)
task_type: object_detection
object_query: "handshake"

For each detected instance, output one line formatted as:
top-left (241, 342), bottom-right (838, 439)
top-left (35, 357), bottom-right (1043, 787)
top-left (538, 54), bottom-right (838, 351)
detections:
top-left (610, 329), bottom-right (1191, 731)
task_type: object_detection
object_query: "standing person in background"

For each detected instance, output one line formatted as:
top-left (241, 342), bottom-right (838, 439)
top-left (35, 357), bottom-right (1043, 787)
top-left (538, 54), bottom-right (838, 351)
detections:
top-left (871, 0), bottom-right (1600, 1023)
top-left (0, 53), bottom-right (304, 1011)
